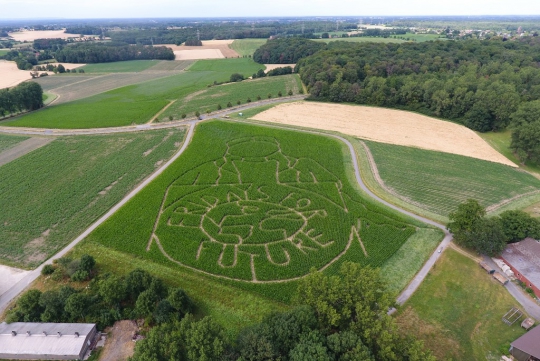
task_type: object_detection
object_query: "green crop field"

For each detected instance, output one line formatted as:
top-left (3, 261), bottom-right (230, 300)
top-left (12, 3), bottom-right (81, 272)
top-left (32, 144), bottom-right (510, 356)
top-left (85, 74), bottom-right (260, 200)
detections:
top-left (230, 39), bottom-right (267, 56)
top-left (6, 58), bottom-right (265, 129)
top-left (0, 134), bottom-right (29, 153)
top-left (80, 60), bottom-right (160, 73)
top-left (397, 249), bottom-right (526, 360)
top-left (0, 50), bottom-right (10, 56)
top-left (0, 128), bottom-right (185, 268)
top-left (87, 121), bottom-right (420, 292)
top-left (162, 75), bottom-right (302, 119)
top-left (188, 58), bottom-right (264, 74)
top-left (363, 140), bottom-right (540, 217)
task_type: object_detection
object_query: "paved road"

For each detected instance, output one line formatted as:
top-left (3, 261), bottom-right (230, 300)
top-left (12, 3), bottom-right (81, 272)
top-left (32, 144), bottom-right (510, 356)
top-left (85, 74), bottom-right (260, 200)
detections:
top-left (483, 256), bottom-right (540, 320)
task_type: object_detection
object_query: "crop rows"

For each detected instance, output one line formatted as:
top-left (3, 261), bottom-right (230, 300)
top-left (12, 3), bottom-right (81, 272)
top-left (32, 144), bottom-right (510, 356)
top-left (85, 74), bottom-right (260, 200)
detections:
top-left (364, 140), bottom-right (540, 216)
top-left (89, 121), bottom-right (417, 282)
top-left (0, 128), bottom-right (185, 268)
top-left (162, 75), bottom-right (302, 120)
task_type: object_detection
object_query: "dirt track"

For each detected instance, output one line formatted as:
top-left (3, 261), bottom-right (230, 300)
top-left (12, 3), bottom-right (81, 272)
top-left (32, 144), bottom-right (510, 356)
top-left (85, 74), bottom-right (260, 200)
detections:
top-left (0, 137), bottom-right (54, 167)
top-left (253, 102), bottom-right (516, 167)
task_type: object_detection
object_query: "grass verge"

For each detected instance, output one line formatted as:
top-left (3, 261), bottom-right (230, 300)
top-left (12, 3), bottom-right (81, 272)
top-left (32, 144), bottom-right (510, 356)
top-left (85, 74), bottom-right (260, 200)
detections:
top-left (0, 134), bottom-right (29, 153)
top-left (396, 248), bottom-right (527, 361)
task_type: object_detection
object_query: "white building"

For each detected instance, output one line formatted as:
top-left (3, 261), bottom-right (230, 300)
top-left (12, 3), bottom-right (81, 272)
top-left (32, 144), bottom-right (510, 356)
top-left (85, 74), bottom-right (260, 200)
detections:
top-left (0, 322), bottom-right (97, 360)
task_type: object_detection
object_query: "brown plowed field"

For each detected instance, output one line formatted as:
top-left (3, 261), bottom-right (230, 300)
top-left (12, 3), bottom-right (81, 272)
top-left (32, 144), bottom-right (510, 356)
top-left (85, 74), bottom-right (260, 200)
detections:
top-left (164, 41), bottom-right (240, 60)
top-left (253, 102), bottom-right (516, 167)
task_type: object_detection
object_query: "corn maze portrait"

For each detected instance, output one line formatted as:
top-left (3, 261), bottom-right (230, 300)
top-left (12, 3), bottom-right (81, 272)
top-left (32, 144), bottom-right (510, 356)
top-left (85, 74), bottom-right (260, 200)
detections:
top-left (144, 128), bottom-right (415, 283)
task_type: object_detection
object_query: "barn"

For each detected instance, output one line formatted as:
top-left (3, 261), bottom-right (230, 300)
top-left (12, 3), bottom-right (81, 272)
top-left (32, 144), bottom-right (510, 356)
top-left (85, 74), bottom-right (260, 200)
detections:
top-left (501, 238), bottom-right (540, 298)
top-left (0, 322), bottom-right (97, 360)
top-left (510, 325), bottom-right (540, 361)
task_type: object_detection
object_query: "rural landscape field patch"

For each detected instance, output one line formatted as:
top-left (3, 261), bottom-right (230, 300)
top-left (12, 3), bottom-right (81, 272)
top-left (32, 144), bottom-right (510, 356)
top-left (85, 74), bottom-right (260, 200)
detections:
top-left (162, 74), bottom-right (302, 119)
top-left (363, 140), bottom-right (540, 217)
top-left (89, 121), bottom-right (417, 283)
top-left (253, 101), bottom-right (516, 166)
top-left (7, 58), bottom-right (265, 129)
top-left (0, 128), bottom-right (185, 268)
top-left (0, 134), bottom-right (29, 152)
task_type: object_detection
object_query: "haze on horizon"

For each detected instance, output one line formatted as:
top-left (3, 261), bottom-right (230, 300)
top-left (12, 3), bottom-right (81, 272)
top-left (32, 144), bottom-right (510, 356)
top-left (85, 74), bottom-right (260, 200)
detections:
top-left (1, 0), bottom-right (540, 20)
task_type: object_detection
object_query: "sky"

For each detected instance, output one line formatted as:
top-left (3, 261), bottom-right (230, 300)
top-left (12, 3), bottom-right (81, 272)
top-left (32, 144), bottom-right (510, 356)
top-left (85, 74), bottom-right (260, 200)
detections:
top-left (1, 0), bottom-right (540, 19)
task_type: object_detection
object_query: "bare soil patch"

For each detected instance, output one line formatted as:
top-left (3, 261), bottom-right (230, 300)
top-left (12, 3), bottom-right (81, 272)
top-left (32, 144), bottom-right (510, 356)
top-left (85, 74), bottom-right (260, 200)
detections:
top-left (164, 41), bottom-right (239, 60)
top-left (253, 102), bottom-right (516, 167)
top-left (8, 30), bottom-right (79, 42)
top-left (0, 61), bottom-right (32, 89)
top-left (99, 320), bottom-right (137, 361)
top-left (174, 49), bottom-right (225, 60)
top-left (264, 64), bottom-right (296, 73)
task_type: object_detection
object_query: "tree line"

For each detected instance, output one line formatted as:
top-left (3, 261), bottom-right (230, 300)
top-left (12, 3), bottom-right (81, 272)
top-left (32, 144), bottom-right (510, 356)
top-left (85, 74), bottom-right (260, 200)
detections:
top-left (131, 262), bottom-right (435, 361)
top-left (55, 43), bottom-right (175, 63)
top-left (0, 82), bottom-right (43, 117)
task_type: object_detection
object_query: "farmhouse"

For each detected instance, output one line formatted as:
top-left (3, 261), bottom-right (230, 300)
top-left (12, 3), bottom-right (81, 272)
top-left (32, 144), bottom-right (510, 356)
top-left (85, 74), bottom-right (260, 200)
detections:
top-left (0, 322), bottom-right (97, 360)
top-left (510, 325), bottom-right (540, 361)
top-left (501, 238), bottom-right (540, 298)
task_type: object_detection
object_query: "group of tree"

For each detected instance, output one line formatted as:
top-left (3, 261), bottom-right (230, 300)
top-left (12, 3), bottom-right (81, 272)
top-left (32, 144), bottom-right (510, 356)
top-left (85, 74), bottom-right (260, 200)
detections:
top-left (1, 48), bottom-right (38, 70)
top-left (7, 256), bottom-right (193, 330)
top-left (447, 199), bottom-right (540, 255)
top-left (55, 42), bottom-right (174, 63)
top-left (0, 81), bottom-right (43, 117)
top-left (184, 39), bottom-right (202, 46)
top-left (251, 66), bottom-right (293, 79)
top-left (131, 262), bottom-right (435, 361)
top-left (253, 38), bottom-right (326, 64)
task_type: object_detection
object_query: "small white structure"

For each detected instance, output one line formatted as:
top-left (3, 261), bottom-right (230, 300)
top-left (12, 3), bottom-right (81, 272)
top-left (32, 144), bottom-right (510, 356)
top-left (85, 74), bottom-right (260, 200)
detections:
top-left (0, 322), bottom-right (97, 360)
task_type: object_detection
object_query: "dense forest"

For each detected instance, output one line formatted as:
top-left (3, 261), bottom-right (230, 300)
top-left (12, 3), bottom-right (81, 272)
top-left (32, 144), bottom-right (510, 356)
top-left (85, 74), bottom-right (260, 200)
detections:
top-left (280, 37), bottom-right (540, 163)
top-left (253, 38), bottom-right (326, 64)
top-left (0, 82), bottom-right (43, 117)
top-left (54, 43), bottom-right (174, 63)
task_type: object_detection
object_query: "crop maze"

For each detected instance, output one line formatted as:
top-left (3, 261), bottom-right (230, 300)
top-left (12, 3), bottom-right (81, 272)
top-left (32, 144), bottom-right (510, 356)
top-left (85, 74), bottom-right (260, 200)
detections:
top-left (146, 135), bottom-right (414, 282)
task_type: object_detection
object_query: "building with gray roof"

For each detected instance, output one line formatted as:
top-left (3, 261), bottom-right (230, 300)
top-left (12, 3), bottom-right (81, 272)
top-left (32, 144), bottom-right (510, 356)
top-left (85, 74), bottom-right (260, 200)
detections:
top-left (511, 325), bottom-right (540, 361)
top-left (501, 238), bottom-right (540, 298)
top-left (0, 322), bottom-right (96, 360)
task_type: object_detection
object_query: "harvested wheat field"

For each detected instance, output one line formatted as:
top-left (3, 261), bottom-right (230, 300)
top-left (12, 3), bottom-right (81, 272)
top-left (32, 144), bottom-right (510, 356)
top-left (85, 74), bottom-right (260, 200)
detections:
top-left (253, 102), bottom-right (516, 167)
top-left (8, 30), bottom-right (79, 42)
top-left (0, 61), bottom-right (32, 89)
top-left (174, 49), bottom-right (225, 60)
top-left (165, 40), bottom-right (239, 60)
top-left (264, 64), bottom-right (296, 72)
